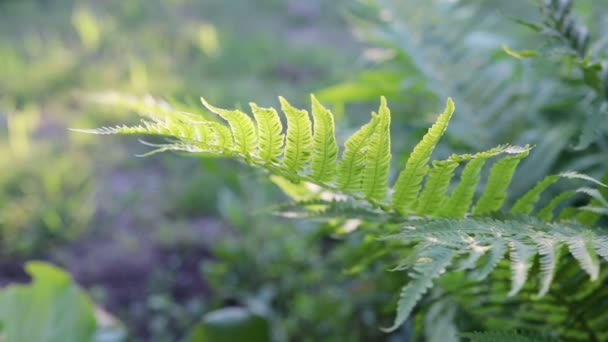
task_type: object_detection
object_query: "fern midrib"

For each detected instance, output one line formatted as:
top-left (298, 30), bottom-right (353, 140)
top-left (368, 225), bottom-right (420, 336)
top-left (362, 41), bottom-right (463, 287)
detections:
top-left (364, 122), bottom-right (389, 201)
top-left (313, 118), bottom-right (332, 181)
top-left (287, 113), bottom-right (304, 172)
top-left (260, 113), bottom-right (279, 162)
top-left (234, 115), bottom-right (252, 156)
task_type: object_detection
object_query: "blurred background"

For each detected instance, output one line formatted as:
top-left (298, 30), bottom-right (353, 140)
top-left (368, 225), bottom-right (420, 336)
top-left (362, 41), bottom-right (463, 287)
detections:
top-left (1, 0), bottom-right (607, 341)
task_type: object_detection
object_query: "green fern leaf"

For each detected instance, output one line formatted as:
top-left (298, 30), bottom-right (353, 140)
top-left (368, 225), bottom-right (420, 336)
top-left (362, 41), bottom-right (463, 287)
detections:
top-left (566, 232), bottom-right (600, 280)
top-left (576, 187), bottom-right (608, 225)
top-left (508, 239), bottom-right (535, 296)
top-left (512, 172), bottom-right (608, 215)
top-left (337, 114), bottom-right (380, 191)
top-left (473, 146), bottom-right (530, 215)
top-left (74, 124), bottom-right (164, 136)
top-left (470, 238), bottom-right (508, 281)
top-left (537, 190), bottom-right (577, 221)
top-left (382, 245), bottom-right (455, 332)
top-left (511, 175), bottom-right (560, 215)
top-left (207, 122), bottom-right (235, 151)
top-left (391, 98), bottom-right (455, 213)
top-left (416, 160), bottom-right (459, 215)
top-left (201, 97), bottom-right (257, 157)
top-left (250, 103), bottom-right (284, 163)
top-left (279, 97), bottom-right (313, 174)
top-left (439, 145), bottom-right (516, 218)
top-left (532, 234), bottom-right (561, 297)
top-left (310, 95), bottom-right (339, 182)
top-left (361, 97), bottom-right (392, 201)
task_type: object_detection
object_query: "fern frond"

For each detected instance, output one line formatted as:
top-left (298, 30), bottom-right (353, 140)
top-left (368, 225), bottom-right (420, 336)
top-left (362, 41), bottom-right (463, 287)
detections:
top-left (82, 93), bottom-right (608, 337)
top-left (385, 215), bottom-right (608, 306)
top-left (473, 146), bottom-right (530, 215)
top-left (201, 97), bottom-right (257, 157)
top-left (361, 97), bottom-right (391, 201)
top-left (279, 97), bottom-right (313, 174)
top-left (382, 245), bottom-right (455, 332)
top-left (310, 95), bottom-right (338, 182)
top-left (391, 98), bottom-right (455, 213)
top-left (250, 103), bottom-right (284, 163)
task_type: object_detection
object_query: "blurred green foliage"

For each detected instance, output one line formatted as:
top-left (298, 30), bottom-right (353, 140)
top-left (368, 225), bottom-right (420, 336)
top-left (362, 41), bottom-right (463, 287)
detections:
top-left (0, 105), bottom-right (94, 257)
top-left (320, 0), bottom-right (608, 196)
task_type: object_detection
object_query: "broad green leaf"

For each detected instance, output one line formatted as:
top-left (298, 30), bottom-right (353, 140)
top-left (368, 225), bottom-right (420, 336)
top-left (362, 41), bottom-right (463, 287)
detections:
top-left (0, 262), bottom-right (97, 342)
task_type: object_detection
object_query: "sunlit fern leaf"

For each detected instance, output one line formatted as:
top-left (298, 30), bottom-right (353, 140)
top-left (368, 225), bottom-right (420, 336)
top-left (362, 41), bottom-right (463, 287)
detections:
top-left (134, 141), bottom-right (207, 157)
top-left (250, 103), bottom-right (284, 163)
top-left (416, 160), bottom-right (459, 216)
top-left (279, 97), bottom-right (313, 174)
top-left (207, 122), bottom-right (235, 151)
top-left (75, 120), bottom-right (217, 152)
top-left (201, 97), bottom-right (257, 158)
top-left (361, 97), bottom-right (391, 201)
top-left (439, 145), bottom-right (517, 218)
top-left (337, 112), bottom-right (380, 192)
top-left (269, 175), bottom-right (321, 202)
top-left (391, 98), bottom-right (455, 213)
top-left (273, 198), bottom-right (387, 222)
top-left (75, 124), bottom-right (164, 136)
top-left (461, 330), bottom-right (557, 342)
top-left (310, 94), bottom-right (339, 182)
top-left (382, 245), bottom-right (455, 333)
top-left (473, 146), bottom-right (530, 215)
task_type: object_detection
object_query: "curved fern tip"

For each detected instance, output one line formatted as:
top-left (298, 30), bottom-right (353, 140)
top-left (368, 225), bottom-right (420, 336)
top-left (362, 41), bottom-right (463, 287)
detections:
top-left (248, 102), bottom-right (260, 110)
top-left (446, 97), bottom-right (455, 112)
top-left (278, 95), bottom-right (290, 107)
top-left (199, 96), bottom-right (216, 112)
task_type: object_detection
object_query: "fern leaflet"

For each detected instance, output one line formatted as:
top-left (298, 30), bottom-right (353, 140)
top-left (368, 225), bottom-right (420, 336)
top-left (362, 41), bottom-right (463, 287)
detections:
top-left (391, 98), bottom-right (455, 213)
top-left (310, 94), bottom-right (339, 182)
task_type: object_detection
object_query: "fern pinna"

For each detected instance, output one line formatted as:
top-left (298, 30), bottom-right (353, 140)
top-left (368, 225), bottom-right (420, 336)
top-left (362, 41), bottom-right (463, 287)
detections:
top-left (82, 93), bottom-right (608, 340)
